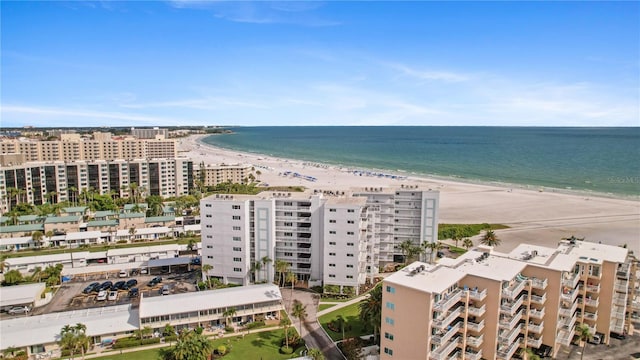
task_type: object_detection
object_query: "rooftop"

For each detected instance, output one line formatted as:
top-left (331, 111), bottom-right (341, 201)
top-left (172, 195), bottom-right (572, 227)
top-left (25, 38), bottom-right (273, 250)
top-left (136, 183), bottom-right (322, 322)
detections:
top-left (63, 206), bottom-right (88, 214)
top-left (454, 250), bottom-right (527, 281)
top-left (139, 284), bottom-right (282, 318)
top-left (385, 262), bottom-right (466, 294)
top-left (86, 219), bottom-right (119, 227)
top-left (44, 215), bottom-right (82, 224)
top-left (145, 215), bottom-right (175, 223)
top-left (0, 283), bottom-right (46, 307)
top-left (0, 223), bottom-right (44, 233)
top-left (93, 210), bottom-right (117, 218)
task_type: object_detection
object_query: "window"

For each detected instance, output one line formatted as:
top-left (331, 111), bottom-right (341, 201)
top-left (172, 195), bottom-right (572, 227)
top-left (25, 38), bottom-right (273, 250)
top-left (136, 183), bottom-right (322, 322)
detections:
top-left (329, 263), bottom-right (336, 267)
top-left (347, 209), bottom-right (354, 213)
top-left (232, 215), bottom-right (241, 220)
top-left (205, 204), bottom-right (212, 207)
top-left (385, 317), bottom-right (394, 325)
top-left (233, 247), bottom-right (242, 251)
top-left (233, 268), bottom-right (241, 272)
top-left (386, 286), bottom-right (395, 294)
top-left (384, 347), bottom-right (393, 355)
top-left (347, 231), bottom-right (354, 235)
top-left (232, 236), bottom-right (241, 241)
top-left (329, 220), bottom-right (336, 223)
top-left (329, 252), bottom-right (336, 256)
top-left (232, 205), bottom-right (240, 209)
top-left (284, 252), bottom-right (293, 256)
top-left (284, 212), bottom-right (293, 216)
top-left (386, 302), bottom-right (395, 310)
top-left (329, 274), bottom-right (336, 278)
top-left (233, 226), bottom-right (241, 231)
top-left (329, 208), bottom-right (336, 212)
top-left (347, 253), bottom-right (354, 257)
top-left (284, 222), bottom-right (293, 226)
top-left (206, 245), bottom-right (213, 249)
top-left (329, 241), bottom-right (336, 245)
top-left (329, 231), bottom-right (336, 234)
top-left (346, 264), bottom-right (353, 268)
top-left (346, 275), bottom-right (353, 279)
top-left (284, 201), bottom-right (293, 206)
top-left (347, 242), bottom-right (354, 246)
top-left (347, 220), bottom-right (354, 224)
top-left (206, 235), bottom-right (212, 239)
top-left (384, 332), bottom-right (394, 341)
top-left (206, 225), bottom-right (212, 228)
top-left (233, 257), bottom-right (241, 262)
top-left (205, 214), bottom-right (212, 218)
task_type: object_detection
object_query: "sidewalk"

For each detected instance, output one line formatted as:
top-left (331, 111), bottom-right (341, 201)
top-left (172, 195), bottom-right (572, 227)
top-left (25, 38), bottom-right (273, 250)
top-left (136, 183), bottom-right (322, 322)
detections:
top-left (316, 293), bottom-right (369, 317)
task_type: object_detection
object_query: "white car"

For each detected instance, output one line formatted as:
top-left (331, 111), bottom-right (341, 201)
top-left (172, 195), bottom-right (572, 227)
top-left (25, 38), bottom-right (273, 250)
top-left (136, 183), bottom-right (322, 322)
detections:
top-left (8, 306), bottom-right (31, 315)
top-left (107, 291), bottom-right (118, 301)
top-left (96, 290), bottom-right (107, 301)
top-left (118, 270), bottom-right (128, 278)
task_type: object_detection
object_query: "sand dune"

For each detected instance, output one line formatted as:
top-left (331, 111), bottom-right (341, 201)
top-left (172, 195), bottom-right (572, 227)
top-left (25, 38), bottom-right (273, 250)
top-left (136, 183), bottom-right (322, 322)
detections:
top-left (179, 135), bottom-right (640, 255)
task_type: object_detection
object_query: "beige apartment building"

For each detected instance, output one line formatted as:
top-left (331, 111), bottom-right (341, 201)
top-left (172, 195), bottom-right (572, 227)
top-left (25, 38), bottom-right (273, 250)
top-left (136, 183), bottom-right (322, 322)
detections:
top-left (381, 239), bottom-right (637, 360)
top-left (0, 133), bottom-right (176, 164)
top-left (194, 163), bottom-right (253, 186)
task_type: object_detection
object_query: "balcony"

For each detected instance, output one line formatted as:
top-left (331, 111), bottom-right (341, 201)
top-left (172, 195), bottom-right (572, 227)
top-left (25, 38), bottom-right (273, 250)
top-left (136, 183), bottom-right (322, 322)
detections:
top-left (584, 311), bottom-right (598, 321)
top-left (562, 289), bottom-right (579, 303)
top-left (432, 322), bottom-right (462, 345)
top-left (499, 309), bottom-right (525, 330)
top-left (500, 294), bottom-right (526, 316)
top-left (527, 336), bottom-right (543, 348)
top-left (617, 263), bottom-right (631, 279)
top-left (531, 278), bottom-right (548, 290)
top-left (558, 328), bottom-right (575, 346)
top-left (498, 337), bottom-right (522, 359)
top-left (464, 350), bottom-right (482, 360)
top-left (529, 308), bottom-right (545, 320)
top-left (611, 307), bottom-right (626, 320)
top-left (468, 288), bottom-right (487, 301)
top-left (586, 283), bottom-right (601, 293)
top-left (466, 319), bottom-right (485, 332)
top-left (530, 293), bottom-right (547, 305)
top-left (563, 272), bottom-right (580, 288)
top-left (560, 316), bottom-right (577, 331)
top-left (503, 279), bottom-right (527, 300)
top-left (613, 294), bottom-right (627, 306)
top-left (528, 321), bottom-right (544, 334)
top-left (588, 271), bottom-right (602, 280)
top-left (430, 336), bottom-right (461, 360)
top-left (499, 323), bottom-right (523, 345)
top-left (468, 304), bottom-right (486, 317)
top-left (610, 320), bottom-right (625, 334)
top-left (584, 297), bottom-right (599, 308)
top-left (615, 283), bottom-right (629, 293)
top-left (433, 306), bottom-right (463, 329)
top-left (434, 289), bottom-right (464, 312)
top-left (559, 300), bottom-right (578, 317)
top-left (466, 335), bottom-right (483, 348)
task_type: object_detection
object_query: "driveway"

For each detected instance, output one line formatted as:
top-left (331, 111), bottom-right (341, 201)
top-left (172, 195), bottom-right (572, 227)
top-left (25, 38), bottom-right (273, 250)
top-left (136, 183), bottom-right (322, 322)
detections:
top-left (282, 289), bottom-right (346, 360)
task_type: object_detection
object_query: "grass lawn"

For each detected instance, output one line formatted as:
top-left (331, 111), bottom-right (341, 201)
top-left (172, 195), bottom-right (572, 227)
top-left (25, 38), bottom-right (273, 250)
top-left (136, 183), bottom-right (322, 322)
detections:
top-left (319, 296), bottom-right (354, 303)
top-left (91, 330), bottom-right (306, 360)
top-left (318, 302), bottom-right (370, 342)
top-left (318, 304), bottom-right (337, 312)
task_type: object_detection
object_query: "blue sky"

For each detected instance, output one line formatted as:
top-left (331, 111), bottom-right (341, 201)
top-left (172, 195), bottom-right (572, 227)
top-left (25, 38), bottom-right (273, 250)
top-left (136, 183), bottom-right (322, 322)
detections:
top-left (2, 1), bottom-right (638, 127)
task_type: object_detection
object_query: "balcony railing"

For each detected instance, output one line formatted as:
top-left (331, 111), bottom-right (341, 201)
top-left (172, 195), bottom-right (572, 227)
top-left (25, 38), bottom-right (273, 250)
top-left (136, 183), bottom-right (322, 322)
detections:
top-left (468, 304), bottom-right (486, 317)
top-left (558, 328), bottom-right (575, 346)
top-left (464, 350), bottom-right (482, 360)
top-left (584, 297), bottom-right (599, 307)
top-left (528, 321), bottom-right (544, 334)
top-left (586, 283), bottom-right (601, 293)
top-left (560, 315), bottom-right (577, 331)
top-left (499, 323), bottom-right (522, 345)
top-left (527, 336), bottom-right (543, 348)
top-left (433, 306), bottom-right (463, 329)
top-left (613, 294), bottom-right (627, 306)
top-left (562, 289), bottom-right (579, 303)
top-left (610, 320), bottom-right (625, 333)
top-left (466, 335), bottom-right (483, 348)
top-left (611, 308), bottom-right (626, 320)
top-left (563, 272), bottom-right (580, 288)
top-left (615, 283), bottom-right (629, 293)
top-left (503, 279), bottom-right (527, 300)
top-left (432, 322), bottom-right (462, 345)
top-left (617, 263), bottom-right (631, 279)
top-left (588, 271), bottom-right (602, 280)
top-left (468, 288), bottom-right (488, 301)
top-left (430, 336), bottom-right (461, 360)
top-left (500, 295), bottom-right (526, 316)
top-left (531, 278), bottom-right (548, 290)
top-left (466, 319), bottom-right (485, 332)
top-left (530, 293), bottom-right (547, 305)
top-left (434, 289), bottom-right (464, 312)
top-left (499, 309), bottom-right (525, 330)
top-left (584, 311), bottom-right (598, 321)
top-left (498, 337), bottom-right (522, 359)
top-left (529, 308), bottom-right (545, 319)
top-left (559, 300), bottom-right (578, 317)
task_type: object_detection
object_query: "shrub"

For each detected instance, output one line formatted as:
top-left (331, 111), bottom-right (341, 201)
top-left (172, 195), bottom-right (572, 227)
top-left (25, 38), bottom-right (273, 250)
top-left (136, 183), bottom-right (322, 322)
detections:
top-left (245, 321), bottom-right (265, 330)
top-left (164, 335), bottom-right (178, 342)
top-left (225, 326), bottom-right (234, 333)
top-left (279, 345), bottom-right (294, 354)
top-left (140, 338), bottom-right (161, 345)
top-left (113, 337), bottom-right (142, 349)
top-left (216, 345), bottom-right (227, 355)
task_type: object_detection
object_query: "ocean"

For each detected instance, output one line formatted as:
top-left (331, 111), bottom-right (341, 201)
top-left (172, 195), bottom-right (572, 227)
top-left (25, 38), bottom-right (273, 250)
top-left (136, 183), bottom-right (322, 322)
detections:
top-left (201, 126), bottom-right (640, 198)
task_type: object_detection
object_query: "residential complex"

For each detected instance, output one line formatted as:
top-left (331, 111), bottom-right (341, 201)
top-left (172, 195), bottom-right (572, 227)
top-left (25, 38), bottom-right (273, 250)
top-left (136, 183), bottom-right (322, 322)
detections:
top-left (200, 187), bottom-right (439, 295)
top-left (380, 239), bottom-right (638, 360)
top-left (0, 158), bottom-right (195, 212)
top-left (194, 163), bottom-right (253, 187)
top-left (130, 127), bottom-right (169, 140)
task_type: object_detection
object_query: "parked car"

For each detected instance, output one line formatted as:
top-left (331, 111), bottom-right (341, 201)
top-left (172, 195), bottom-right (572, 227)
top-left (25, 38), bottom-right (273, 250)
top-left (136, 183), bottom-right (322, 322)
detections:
top-left (96, 291), bottom-right (108, 301)
top-left (140, 268), bottom-right (148, 275)
top-left (161, 284), bottom-right (170, 295)
top-left (128, 288), bottom-right (139, 297)
top-left (113, 281), bottom-right (126, 290)
top-left (83, 282), bottom-right (100, 294)
top-left (190, 257), bottom-right (201, 265)
top-left (8, 306), bottom-right (31, 315)
top-left (98, 281), bottom-right (113, 291)
top-left (148, 276), bottom-right (162, 287)
top-left (123, 279), bottom-right (138, 290)
top-left (107, 291), bottom-right (118, 301)
top-left (118, 270), bottom-right (128, 278)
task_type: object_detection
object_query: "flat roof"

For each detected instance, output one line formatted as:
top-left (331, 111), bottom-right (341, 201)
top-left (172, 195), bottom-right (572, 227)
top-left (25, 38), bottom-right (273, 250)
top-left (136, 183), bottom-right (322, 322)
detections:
top-left (94, 210), bottom-right (117, 218)
top-left (454, 250), bottom-right (527, 281)
top-left (145, 216), bottom-right (175, 223)
top-left (385, 262), bottom-right (467, 294)
top-left (0, 283), bottom-right (46, 307)
top-left (5, 252), bottom-right (90, 266)
top-left (0, 223), bottom-right (44, 233)
top-left (139, 284), bottom-right (282, 318)
top-left (119, 212), bottom-right (145, 219)
top-left (123, 203), bottom-right (148, 211)
top-left (87, 219), bottom-right (119, 227)
top-left (0, 305), bottom-right (138, 349)
top-left (115, 226), bottom-right (170, 236)
top-left (63, 206), bottom-right (88, 213)
top-left (148, 257), bottom-right (192, 267)
top-left (17, 215), bottom-right (41, 222)
top-left (66, 231), bottom-right (104, 241)
top-left (0, 236), bottom-right (32, 246)
top-left (107, 244), bottom-right (180, 256)
top-left (45, 215), bottom-right (81, 224)
top-left (325, 197), bottom-right (367, 206)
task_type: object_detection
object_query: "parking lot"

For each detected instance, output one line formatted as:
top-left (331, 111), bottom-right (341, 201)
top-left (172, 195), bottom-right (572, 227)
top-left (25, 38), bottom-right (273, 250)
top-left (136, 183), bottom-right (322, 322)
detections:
top-left (29, 268), bottom-right (199, 316)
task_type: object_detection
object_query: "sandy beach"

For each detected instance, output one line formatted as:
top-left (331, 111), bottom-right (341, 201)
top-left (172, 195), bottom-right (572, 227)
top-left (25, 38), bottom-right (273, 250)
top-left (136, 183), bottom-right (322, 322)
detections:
top-left (179, 135), bottom-right (640, 255)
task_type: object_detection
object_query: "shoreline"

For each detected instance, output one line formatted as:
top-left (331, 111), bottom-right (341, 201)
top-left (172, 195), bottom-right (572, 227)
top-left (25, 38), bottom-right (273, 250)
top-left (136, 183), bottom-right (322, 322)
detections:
top-left (178, 134), bottom-right (640, 255)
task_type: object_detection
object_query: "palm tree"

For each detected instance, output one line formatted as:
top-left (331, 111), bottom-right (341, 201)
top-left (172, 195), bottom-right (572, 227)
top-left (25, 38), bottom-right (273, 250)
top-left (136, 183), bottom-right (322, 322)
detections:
top-left (307, 348), bottom-right (325, 360)
top-left (45, 230), bottom-right (55, 247)
top-left (291, 299), bottom-right (307, 337)
top-left (128, 227), bottom-right (136, 242)
top-left (168, 330), bottom-right (214, 360)
top-left (451, 229), bottom-right (461, 248)
top-left (576, 323), bottom-right (593, 360)
top-left (69, 186), bottom-right (78, 206)
top-left (335, 315), bottom-right (346, 340)
top-left (462, 238), bottom-right (473, 250)
top-left (261, 256), bottom-right (272, 283)
top-left (399, 240), bottom-right (414, 264)
top-left (59, 323), bottom-right (89, 360)
top-left (286, 271), bottom-right (296, 308)
top-left (279, 317), bottom-right (292, 350)
top-left (31, 230), bottom-right (44, 249)
top-left (201, 264), bottom-right (213, 289)
top-left (251, 261), bottom-right (262, 283)
top-left (481, 229), bottom-right (501, 247)
top-left (524, 348), bottom-right (541, 360)
top-left (223, 307), bottom-right (237, 327)
top-left (275, 259), bottom-right (290, 286)
top-left (424, 242), bottom-right (439, 263)
top-left (30, 266), bottom-right (43, 282)
top-left (359, 284), bottom-right (382, 343)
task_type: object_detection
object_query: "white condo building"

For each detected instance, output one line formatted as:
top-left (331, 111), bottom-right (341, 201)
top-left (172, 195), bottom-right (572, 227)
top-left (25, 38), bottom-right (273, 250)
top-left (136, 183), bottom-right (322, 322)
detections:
top-left (200, 188), bottom-right (439, 294)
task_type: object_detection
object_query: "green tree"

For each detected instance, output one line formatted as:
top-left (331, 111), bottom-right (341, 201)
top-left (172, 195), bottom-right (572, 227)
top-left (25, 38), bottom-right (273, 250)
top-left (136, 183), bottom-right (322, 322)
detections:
top-left (201, 264), bottom-right (213, 289)
top-left (307, 348), bottom-right (325, 360)
top-left (146, 195), bottom-right (164, 217)
top-left (45, 230), bottom-right (55, 247)
top-left (261, 256), bottom-right (272, 283)
top-left (399, 240), bottom-right (414, 264)
top-left (462, 238), bottom-right (473, 250)
top-left (59, 323), bottom-right (89, 360)
top-left (524, 348), bottom-right (541, 360)
top-left (31, 230), bottom-right (44, 249)
top-left (43, 264), bottom-right (63, 286)
top-left (335, 315), bottom-right (346, 340)
top-left (576, 323), bottom-right (593, 360)
top-left (291, 299), bottom-right (308, 337)
top-left (450, 229), bottom-right (462, 247)
top-left (279, 317), bottom-right (292, 350)
top-left (359, 284), bottom-right (382, 343)
top-left (163, 323), bottom-right (176, 337)
top-left (481, 229), bottom-right (501, 247)
top-left (165, 330), bottom-right (213, 360)
top-left (223, 307), bottom-right (237, 326)
top-left (251, 261), bottom-right (262, 283)
top-left (2, 269), bottom-right (24, 286)
top-left (186, 239), bottom-right (196, 252)
top-left (275, 259), bottom-right (290, 286)
top-left (128, 227), bottom-right (137, 242)
top-left (286, 271), bottom-right (296, 309)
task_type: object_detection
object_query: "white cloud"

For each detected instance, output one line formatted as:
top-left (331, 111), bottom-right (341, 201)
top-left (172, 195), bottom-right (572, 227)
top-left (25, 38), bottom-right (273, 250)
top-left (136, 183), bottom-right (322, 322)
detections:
top-left (389, 63), bottom-right (470, 82)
